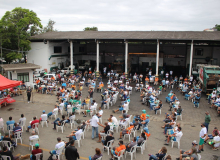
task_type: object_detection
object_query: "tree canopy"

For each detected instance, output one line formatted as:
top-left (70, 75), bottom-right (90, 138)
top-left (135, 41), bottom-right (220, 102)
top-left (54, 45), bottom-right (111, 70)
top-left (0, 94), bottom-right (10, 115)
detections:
top-left (42, 19), bottom-right (57, 33)
top-left (215, 24), bottom-right (220, 31)
top-left (83, 26), bottom-right (98, 31)
top-left (0, 7), bottom-right (42, 62)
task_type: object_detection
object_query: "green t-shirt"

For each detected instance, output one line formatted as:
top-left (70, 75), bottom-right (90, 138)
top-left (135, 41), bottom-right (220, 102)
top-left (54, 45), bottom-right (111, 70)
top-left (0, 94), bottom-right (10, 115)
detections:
top-left (159, 86), bottom-right (162, 90)
top-left (205, 115), bottom-right (211, 124)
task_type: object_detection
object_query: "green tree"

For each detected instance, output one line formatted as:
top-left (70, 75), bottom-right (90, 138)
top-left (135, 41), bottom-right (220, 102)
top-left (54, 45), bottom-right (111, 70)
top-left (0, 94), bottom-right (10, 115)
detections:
top-left (0, 7), bottom-right (42, 62)
top-left (83, 26), bottom-right (98, 31)
top-left (215, 24), bottom-right (220, 31)
top-left (42, 19), bottom-right (57, 33)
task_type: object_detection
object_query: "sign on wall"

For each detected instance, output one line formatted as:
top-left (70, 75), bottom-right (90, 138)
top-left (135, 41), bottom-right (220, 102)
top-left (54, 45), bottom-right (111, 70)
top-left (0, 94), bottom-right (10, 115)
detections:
top-left (199, 68), bottom-right (203, 84)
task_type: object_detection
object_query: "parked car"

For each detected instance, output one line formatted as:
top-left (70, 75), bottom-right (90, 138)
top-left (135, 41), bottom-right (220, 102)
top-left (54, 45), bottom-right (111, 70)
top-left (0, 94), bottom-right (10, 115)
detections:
top-left (38, 74), bottom-right (56, 82)
top-left (61, 66), bottom-right (75, 75)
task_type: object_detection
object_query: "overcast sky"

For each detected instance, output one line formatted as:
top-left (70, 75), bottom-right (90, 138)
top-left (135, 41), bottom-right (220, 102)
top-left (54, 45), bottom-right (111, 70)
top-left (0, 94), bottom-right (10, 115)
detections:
top-left (0, 0), bottom-right (219, 31)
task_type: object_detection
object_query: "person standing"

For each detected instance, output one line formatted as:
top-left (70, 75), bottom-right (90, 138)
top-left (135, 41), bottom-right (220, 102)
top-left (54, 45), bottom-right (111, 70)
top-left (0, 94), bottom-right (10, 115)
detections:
top-left (65, 140), bottom-right (79, 160)
top-left (198, 123), bottom-right (207, 153)
top-left (204, 111), bottom-right (211, 132)
top-left (91, 113), bottom-right (102, 140)
top-left (27, 86), bottom-right (32, 103)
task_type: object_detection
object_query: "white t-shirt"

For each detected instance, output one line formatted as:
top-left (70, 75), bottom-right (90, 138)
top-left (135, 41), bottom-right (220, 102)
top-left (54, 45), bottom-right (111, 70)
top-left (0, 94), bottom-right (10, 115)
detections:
top-left (123, 103), bottom-right (128, 110)
top-left (111, 116), bottom-right (118, 125)
top-left (214, 136), bottom-right (220, 148)
top-left (99, 110), bottom-right (103, 116)
top-left (149, 71), bottom-right (152, 75)
top-left (200, 127), bottom-right (207, 139)
top-left (41, 114), bottom-right (47, 121)
top-left (19, 117), bottom-right (26, 124)
top-left (91, 116), bottom-right (99, 127)
top-left (55, 142), bottom-right (65, 154)
top-left (175, 131), bottom-right (183, 141)
top-left (166, 73), bottom-right (169, 78)
top-left (170, 71), bottom-right (173, 75)
top-left (29, 135), bottom-right (39, 141)
top-left (75, 129), bottom-right (82, 140)
top-left (53, 108), bottom-right (58, 114)
top-left (59, 103), bottom-right (64, 110)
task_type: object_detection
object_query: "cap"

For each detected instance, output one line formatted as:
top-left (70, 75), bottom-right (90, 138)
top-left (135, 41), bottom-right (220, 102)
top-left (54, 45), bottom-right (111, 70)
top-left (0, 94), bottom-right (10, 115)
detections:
top-left (146, 115), bottom-right (150, 117)
top-left (213, 88), bottom-right (216, 90)
top-left (35, 143), bottom-right (39, 147)
top-left (142, 110), bottom-right (146, 113)
top-left (42, 110), bottom-right (45, 113)
top-left (130, 122), bottom-right (133, 125)
top-left (192, 140), bottom-right (197, 144)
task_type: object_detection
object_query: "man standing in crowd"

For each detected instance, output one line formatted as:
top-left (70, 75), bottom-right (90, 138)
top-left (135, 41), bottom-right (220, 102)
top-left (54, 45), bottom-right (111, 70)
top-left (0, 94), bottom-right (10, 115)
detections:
top-left (198, 123), bottom-right (207, 153)
top-left (204, 111), bottom-right (211, 132)
top-left (65, 140), bottom-right (79, 160)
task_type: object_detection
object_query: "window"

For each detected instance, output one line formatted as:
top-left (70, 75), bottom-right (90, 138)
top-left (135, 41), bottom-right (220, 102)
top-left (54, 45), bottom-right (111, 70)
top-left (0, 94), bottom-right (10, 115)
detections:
top-left (79, 47), bottom-right (85, 52)
top-left (54, 46), bottom-right (62, 53)
top-left (195, 49), bottom-right (203, 56)
top-left (17, 73), bottom-right (29, 82)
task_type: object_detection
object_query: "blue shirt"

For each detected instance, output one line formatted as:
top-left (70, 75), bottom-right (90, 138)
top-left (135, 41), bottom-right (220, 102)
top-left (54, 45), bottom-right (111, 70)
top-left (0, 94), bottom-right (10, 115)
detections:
top-left (6, 120), bottom-right (15, 126)
top-left (162, 80), bottom-right (165, 85)
top-left (13, 126), bottom-right (22, 133)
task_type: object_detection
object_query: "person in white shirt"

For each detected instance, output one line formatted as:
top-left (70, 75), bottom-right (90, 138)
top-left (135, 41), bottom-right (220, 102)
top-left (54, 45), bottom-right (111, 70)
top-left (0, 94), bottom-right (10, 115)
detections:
top-left (209, 132), bottom-right (220, 150)
top-left (91, 114), bottom-right (102, 139)
top-left (113, 101), bottom-right (128, 113)
top-left (170, 70), bottom-right (173, 76)
top-left (50, 137), bottom-right (65, 155)
top-left (19, 114), bottom-right (26, 125)
top-left (110, 115), bottom-right (118, 125)
top-left (67, 126), bottom-right (83, 140)
top-left (164, 127), bottom-right (183, 145)
top-left (47, 106), bottom-right (58, 118)
top-left (98, 107), bottom-right (103, 118)
top-left (198, 123), bottom-right (207, 152)
top-left (83, 102), bottom-right (96, 117)
top-left (39, 110), bottom-right (48, 123)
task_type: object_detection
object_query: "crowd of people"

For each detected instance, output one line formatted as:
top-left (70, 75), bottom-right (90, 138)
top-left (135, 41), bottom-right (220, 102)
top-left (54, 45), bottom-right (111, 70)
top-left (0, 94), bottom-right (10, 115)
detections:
top-left (0, 68), bottom-right (219, 160)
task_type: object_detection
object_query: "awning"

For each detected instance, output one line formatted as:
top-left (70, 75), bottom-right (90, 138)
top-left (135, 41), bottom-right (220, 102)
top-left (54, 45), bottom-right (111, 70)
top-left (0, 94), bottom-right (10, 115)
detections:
top-left (0, 75), bottom-right (22, 90)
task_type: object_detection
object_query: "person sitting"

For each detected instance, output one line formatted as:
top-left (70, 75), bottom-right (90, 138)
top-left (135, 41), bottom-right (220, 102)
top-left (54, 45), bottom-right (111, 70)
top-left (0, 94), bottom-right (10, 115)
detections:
top-left (154, 100), bottom-right (162, 114)
top-left (177, 140), bottom-right (198, 160)
top-left (1, 146), bottom-right (19, 160)
top-left (164, 127), bottom-right (183, 145)
top-left (49, 137), bottom-right (65, 158)
top-left (110, 140), bottom-right (126, 160)
top-left (81, 96), bottom-right (90, 109)
top-left (162, 118), bottom-right (176, 134)
top-left (140, 110), bottom-right (147, 121)
top-left (101, 95), bottom-right (110, 108)
top-left (148, 146), bottom-right (167, 160)
top-left (11, 123), bottom-right (22, 138)
top-left (137, 115), bottom-right (150, 130)
top-left (64, 137), bottom-right (73, 148)
top-left (118, 123), bottom-right (134, 140)
top-left (204, 127), bottom-right (219, 143)
top-left (20, 143), bottom-right (43, 160)
top-left (102, 131), bottom-right (114, 146)
top-left (183, 148), bottom-right (198, 160)
top-left (208, 131), bottom-right (220, 150)
top-left (52, 115), bottom-right (66, 130)
top-left (112, 101), bottom-right (128, 113)
top-left (26, 117), bottom-right (39, 132)
top-left (97, 122), bottom-right (110, 143)
top-left (65, 112), bottom-right (75, 124)
top-left (136, 132), bottom-right (146, 146)
top-left (82, 102), bottom-right (96, 117)
top-left (97, 82), bottom-right (104, 93)
top-left (39, 110), bottom-right (49, 124)
top-left (119, 110), bottom-right (128, 119)
top-left (47, 106), bottom-right (58, 118)
top-left (67, 126), bottom-right (82, 140)
top-left (6, 116), bottom-right (15, 129)
top-left (2, 132), bottom-right (17, 148)
top-left (19, 114), bottom-right (26, 125)
top-left (89, 148), bottom-right (103, 160)
top-left (126, 137), bottom-right (137, 152)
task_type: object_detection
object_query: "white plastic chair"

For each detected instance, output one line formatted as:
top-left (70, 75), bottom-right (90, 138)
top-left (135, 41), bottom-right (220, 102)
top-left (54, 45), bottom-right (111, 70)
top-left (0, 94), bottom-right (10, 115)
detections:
top-left (131, 126), bottom-right (137, 137)
top-left (0, 123), bottom-right (5, 133)
top-left (20, 119), bottom-right (26, 131)
top-left (136, 140), bottom-right (146, 154)
top-left (7, 124), bottom-right (14, 137)
top-left (75, 132), bottom-right (83, 147)
top-left (57, 121), bottom-right (65, 133)
top-left (67, 107), bottom-right (73, 116)
top-left (75, 105), bottom-right (81, 115)
top-left (2, 156), bottom-right (11, 160)
top-left (176, 110), bottom-right (183, 121)
top-left (97, 156), bottom-right (102, 160)
top-left (2, 141), bottom-right (14, 151)
top-left (99, 116), bottom-right (103, 124)
top-left (51, 110), bottom-right (58, 119)
top-left (14, 131), bottom-right (22, 144)
top-left (41, 115), bottom-right (48, 128)
top-left (34, 153), bottom-right (43, 160)
top-left (123, 130), bottom-right (132, 141)
top-left (156, 107), bottom-right (162, 115)
top-left (125, 145), bottom-right (137, 160)
top-left (171, 134), bottom-right (183, 149)
top-left (68, 116), bottom-right (75, 129)
top-left (32, 123), bottom-right (39, 134)
top-left (113, 149), bottom-right (125, 160)
top-left (103, 140), bottom-right (114, 155)
top-left (29, 137), bottom-right (39, 150)
top-left (55, 145), bottom-right (65, 160)
top-left (198, 154), bottom-right (201, 160)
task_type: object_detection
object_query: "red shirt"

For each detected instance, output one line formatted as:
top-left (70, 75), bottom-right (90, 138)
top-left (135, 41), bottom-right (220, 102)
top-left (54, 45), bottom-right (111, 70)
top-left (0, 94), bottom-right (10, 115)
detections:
top-left (31, 119), bottom-right (39, 128)
top-left (32, 148), bottom-right (42, 155)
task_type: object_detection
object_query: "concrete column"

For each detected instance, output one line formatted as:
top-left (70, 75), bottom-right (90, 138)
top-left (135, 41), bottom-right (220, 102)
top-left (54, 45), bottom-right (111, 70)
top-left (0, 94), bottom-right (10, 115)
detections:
top-left (70, 41), bottom-right (73, 70)
top-left (189, 40), bottom-right (194, 77)
top-left (156, 39), bottom-right (160, 76)
top-left (125, 41), bottom-right (128, 75)
top-left (96, 40), bottom-right (99, 77)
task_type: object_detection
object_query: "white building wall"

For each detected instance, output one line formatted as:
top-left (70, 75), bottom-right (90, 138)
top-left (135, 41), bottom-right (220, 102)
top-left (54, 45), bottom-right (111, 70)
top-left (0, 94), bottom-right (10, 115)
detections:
top-left (27, 42), bottom-right (49, 72)
top-left (10, 69), bottom-right (34, 87)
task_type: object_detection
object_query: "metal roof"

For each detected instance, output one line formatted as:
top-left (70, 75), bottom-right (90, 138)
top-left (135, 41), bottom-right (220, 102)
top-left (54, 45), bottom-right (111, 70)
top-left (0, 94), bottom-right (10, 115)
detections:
top-left (1, 63), bottom-right (41, 71)
top-left (30, 31), bottom-right (220, 41)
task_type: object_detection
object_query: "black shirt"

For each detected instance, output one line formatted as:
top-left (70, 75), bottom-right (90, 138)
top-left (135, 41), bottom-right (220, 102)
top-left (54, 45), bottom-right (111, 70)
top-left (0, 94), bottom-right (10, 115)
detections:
top-left (1, 151), bottom-right (13, 160)
top-left (104, 136), bottom-right (114, 146)
top-left (65, 145), bottom-right (79, 160)
top-left (104, 125), bottom-right (110, 134)
top-left (89, 91), bottom-right (93, 98)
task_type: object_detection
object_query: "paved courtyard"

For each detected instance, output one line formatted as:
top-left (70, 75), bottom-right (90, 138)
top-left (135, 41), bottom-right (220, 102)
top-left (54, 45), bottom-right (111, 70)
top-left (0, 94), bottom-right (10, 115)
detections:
top-left (0, 79), bottom-right (220, 160)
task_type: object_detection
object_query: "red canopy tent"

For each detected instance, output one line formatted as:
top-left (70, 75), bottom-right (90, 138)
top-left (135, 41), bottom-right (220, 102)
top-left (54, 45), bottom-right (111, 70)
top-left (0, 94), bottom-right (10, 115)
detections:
top-left (0, 75), bottom-right (22, 90)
